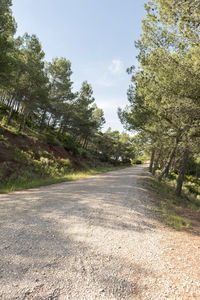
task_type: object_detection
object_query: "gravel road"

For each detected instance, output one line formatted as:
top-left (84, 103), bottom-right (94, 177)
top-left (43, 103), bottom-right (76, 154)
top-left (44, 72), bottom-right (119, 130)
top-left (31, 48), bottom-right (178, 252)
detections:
top-left (0, 165), bottom-right (200, 299)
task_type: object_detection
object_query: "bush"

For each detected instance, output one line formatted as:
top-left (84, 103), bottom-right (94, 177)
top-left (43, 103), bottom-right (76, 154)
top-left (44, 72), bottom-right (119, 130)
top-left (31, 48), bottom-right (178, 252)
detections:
top-left (168, 171), bottom-right (178, 180)
top-left (185, 182), bottom-right (200, 196)
top-left (99, 153), bottom-right (109, 162)
top-left (79, 148), bottom-right (90, 158)
top-left (135, 160), bottom-right (142, 164)
top-left (59, 134), bottom-right (79, 155)
top-left (14, 147), bottom-right (26, 163)
top-left (38, 150), bottom-right (54, 160)
top-left (122, 158), bottom-right (131, 164)
top-left (0, 134), bottom-right (10, 147)
top-left (43, 133), bottom-right (60, 146)
top-left (58, 158), bottom-right (73, 174)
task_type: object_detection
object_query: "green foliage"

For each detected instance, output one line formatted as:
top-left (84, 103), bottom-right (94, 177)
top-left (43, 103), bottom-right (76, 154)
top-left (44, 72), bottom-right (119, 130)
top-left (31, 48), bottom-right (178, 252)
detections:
top-left (79, 148), bottom-right (90, 158)
top-left (157, 205), bottom-right (191, 230)
top-left (0, 164), bottom-right (127, 193)
top-left (119, 0), bottom-right (200, 196)
top-left (168, 171), bottom-right (178, 180)
top-left (150, 178), bottom-right (191, 230)
top-left (43, 132), bottom-right (60, 146)
top-left (38, 150), bottom-right (54, 159)
top-left (58, 134), bottom-right (79, 154)
top-left (134, 160), bottom-right (142, 165)
top-left (0, 134), bottom-right (10, 147)
top-left (185, 183), bottom-right (200, 196)
top-left (13, 147), bottom-right (26, 162)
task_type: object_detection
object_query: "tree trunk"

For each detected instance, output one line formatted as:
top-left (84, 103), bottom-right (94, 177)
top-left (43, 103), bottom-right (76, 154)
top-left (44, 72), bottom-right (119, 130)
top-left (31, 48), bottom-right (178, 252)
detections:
top-left (47, 115), bottom-right (52, 128)
top-left (19, 108), bottom-right (29, 132)
top-left (19, 115), bottom-right (26, 132)
top-left (56, 123), bottom-right (63, 138)
top-left (158, 138), bottom-right (178, 181)
top-left (149, 148), bottom-right (155, 173)
top-left (165, 164), bottom-right (170, 178)
top-left (16, 101), bottom-right (20, 113)
top-left (83, 136), bottom-right (88, 149)
top-left (8, 70), bottom-right (23, 123)
top-left (61, 125), bottom-right (66, 136)
top-left (7, 100), bottom-right (15, 125)
top-left (152, 147), bottom-right (162, 175)
top-left (39, 109), bottom-right (47, 132)
top-left (85, 139), bottom-right (89, 150)
top-left (175, 145), bottom-right (188, 196)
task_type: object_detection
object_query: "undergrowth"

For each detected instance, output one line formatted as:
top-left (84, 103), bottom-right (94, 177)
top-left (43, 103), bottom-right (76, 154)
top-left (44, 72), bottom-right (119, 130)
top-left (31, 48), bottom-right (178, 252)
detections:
top-left (0, 122), bottom-right (130, 193)
top-left (150, 177), bottom-right (192, 230)
top-left (0, 165), bottom-right (126, 193)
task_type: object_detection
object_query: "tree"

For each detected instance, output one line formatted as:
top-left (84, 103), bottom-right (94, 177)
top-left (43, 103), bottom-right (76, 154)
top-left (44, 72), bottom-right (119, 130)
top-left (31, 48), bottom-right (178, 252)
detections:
top-left (119, 0), bottom-right (200, 195)
top-left (0, 0), bottom-right (16, 88)
top-left (45, 57), bottom-right (75, 135)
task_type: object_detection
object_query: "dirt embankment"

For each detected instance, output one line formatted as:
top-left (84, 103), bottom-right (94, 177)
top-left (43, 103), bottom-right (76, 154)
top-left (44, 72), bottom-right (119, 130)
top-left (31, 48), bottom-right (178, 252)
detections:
top-left (0, 127), bottom-right (74, 164)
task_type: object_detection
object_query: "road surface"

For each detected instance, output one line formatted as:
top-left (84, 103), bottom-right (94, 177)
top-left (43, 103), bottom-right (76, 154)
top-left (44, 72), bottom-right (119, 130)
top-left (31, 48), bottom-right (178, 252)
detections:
top-left (0, 165), bottom-right (200, 299)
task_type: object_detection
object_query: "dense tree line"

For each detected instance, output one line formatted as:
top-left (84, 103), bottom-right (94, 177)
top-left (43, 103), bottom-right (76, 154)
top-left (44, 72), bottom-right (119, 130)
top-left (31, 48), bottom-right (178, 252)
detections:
top-left (0, 1), bottom-right (104, 141)
top-left (119, 0), bottom-right (200, 195)
top-left (0, 0), bottom-right (136, 163)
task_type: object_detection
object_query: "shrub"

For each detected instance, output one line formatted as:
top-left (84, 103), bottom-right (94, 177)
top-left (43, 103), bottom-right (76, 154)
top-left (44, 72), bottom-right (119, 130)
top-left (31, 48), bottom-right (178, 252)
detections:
top-left (99, 153), bottom-right (109, 162)
top-left (59, 134), bottom-right (79, 155)
top-left (58, 158), bottom-right (73, 174)
top-left (0, 134), bottom-right (10, 148)
top-left (44, 133), bottom-right (60, 146)
top-left (185, 182), bottom-right (200, 196)
top-left (14, 147), bottom-right (26, 163)
top-left (80, 148), bottom-right (90, 158)
top-left (38, 150), bottom-right (54, 160)
top-left (135, 159), bottom-right (142, 164)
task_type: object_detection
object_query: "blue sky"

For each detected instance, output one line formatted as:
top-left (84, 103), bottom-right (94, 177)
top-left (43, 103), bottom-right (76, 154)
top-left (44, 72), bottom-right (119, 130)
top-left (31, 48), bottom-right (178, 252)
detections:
top-left (12, 0), bottom-right (146, 132)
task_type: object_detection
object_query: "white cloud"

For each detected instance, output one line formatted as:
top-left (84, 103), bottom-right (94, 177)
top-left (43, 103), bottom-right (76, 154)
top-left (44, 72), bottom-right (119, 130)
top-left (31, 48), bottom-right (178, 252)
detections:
top-left (108, 59), bottom-right (124, 75)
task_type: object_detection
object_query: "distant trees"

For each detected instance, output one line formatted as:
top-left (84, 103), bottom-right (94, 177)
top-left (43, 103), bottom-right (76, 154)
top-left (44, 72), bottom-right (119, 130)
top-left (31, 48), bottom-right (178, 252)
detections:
top-left (119, 0), bottom-right (200, 195)
top-left (91, 128), bottom-right (136, 164)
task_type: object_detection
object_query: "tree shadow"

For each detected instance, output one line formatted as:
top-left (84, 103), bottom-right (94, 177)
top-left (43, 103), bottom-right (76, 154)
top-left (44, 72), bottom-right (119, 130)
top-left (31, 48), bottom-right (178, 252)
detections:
top-left (0, 166), bottom-right (198, 298)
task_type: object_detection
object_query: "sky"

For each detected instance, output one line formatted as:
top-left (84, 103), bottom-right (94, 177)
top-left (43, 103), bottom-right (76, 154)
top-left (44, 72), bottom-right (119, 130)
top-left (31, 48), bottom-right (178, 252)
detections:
top-left (12, 0), bottom-right (146, 132)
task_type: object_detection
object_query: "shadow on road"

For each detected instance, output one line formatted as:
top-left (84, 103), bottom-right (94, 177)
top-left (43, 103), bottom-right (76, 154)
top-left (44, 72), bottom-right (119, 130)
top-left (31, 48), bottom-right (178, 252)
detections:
top-left (0, 166), bottom-right (191, 298)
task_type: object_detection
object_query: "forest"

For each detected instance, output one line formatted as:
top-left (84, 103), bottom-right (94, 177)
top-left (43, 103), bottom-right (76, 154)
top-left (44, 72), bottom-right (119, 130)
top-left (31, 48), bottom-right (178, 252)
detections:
top-left (119, 0), bottom-right (200, 197)
top-left (0, 0), bottom-right (140, 191)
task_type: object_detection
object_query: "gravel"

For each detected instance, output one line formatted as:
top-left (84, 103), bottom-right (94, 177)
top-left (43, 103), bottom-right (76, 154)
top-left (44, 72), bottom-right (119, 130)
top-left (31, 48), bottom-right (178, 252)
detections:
top-left (0, 165), bottom-right (200, 299)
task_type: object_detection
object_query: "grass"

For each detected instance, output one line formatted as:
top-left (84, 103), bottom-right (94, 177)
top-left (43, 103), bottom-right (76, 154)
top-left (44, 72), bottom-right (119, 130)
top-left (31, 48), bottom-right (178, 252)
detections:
top-left (154, 203), bottom-right (191, 230)
top-left (0, 165), bottom-right (128, 193)
top-left (149, 177), bottom-right (192, 230)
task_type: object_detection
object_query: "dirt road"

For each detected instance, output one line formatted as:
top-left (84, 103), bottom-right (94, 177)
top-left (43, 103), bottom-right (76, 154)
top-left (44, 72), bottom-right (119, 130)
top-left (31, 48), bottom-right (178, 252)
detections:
top-left (0, 165), bottom-right (200, 299)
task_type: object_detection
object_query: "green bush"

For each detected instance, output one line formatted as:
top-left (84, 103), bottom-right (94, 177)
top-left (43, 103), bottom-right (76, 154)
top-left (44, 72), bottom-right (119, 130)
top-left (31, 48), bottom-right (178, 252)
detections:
top-left (80, 148), bottom-right (90, 158)
top-left (185, 175), bottom-right (200, 185)
top-left (185, 182), bottom-right (200, 196)
top-left (14, 147), bottom-right (26, 163)
top-left (43, 133), bottom-right (60, 146)
top-left (38, 150), bottom-right (54, 160)
top-left (135, 159), bottom-right (142, 164)
top-left (168, 171), bottom-right (178, 180)
top-left (59, 134), bottom-right (79, 155)
top-left (0, 134), bottom-right (10, 147)
top-left (58, 158), bottom-right (73, 174)
top-left (99, 153), bottom-right (109, 162)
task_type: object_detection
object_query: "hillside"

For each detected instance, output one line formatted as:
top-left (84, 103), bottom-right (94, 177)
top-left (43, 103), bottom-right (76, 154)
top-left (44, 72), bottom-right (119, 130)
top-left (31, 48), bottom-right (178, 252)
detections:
top-left (0, 124), bottom-right (130, 193)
